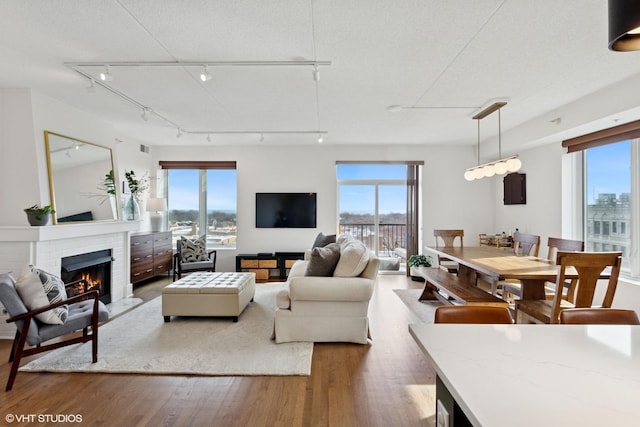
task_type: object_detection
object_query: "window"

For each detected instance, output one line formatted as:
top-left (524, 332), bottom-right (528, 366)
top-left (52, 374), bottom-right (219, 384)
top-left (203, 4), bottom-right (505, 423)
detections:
top-left (583, 141), bottom-right (631, 267)
top-left (160, 161), bottom-right (237, 249)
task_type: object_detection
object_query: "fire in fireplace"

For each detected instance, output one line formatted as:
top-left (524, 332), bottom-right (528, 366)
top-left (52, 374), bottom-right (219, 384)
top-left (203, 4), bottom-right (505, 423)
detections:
top-left (61, 249), bottom-right (113, 304)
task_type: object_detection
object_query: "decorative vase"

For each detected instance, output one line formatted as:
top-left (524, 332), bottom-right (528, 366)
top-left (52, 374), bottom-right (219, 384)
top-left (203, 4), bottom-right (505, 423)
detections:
top-left (124, 196), bottom-right (140, 221)
top-left (25, 211), bottom-right (50, 226)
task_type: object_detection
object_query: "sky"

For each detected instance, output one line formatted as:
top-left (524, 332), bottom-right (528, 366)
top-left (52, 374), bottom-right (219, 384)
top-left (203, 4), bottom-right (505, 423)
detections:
top-left (585, 140), bottom-right (630, 204)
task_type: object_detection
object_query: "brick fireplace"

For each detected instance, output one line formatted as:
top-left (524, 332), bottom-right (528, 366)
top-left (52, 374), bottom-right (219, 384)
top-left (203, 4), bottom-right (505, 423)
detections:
top-left (0, 221), bottom-right (139, 339)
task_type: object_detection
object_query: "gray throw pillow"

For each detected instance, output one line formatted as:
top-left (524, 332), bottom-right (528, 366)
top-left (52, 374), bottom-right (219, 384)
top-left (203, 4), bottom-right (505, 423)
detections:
top-left (180, 236), bottom-right (208, 262)
top-left (312, 232), bottom-right (336, 248)
top-left (305, 243), bottom-right (341, 276)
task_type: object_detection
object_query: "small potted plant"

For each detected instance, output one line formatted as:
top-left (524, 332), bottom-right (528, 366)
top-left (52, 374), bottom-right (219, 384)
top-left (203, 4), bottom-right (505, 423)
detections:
top-left (408, 254), bottom-right (432, 281)
top-left (24, 204), bottom-right (55, 226)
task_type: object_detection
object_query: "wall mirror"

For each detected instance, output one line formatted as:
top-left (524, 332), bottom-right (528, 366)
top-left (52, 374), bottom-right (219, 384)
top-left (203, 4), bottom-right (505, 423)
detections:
top-left (44, 131), bottom-right (118, 224)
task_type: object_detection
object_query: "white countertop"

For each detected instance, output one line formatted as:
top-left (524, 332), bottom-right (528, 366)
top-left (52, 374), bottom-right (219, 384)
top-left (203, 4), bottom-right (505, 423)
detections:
top-left (409, 323), bottom-right (640, 427)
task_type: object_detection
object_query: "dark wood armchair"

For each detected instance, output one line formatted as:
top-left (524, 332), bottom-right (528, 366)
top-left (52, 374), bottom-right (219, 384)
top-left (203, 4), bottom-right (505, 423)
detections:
top-left (173, 239), bottom-right (217, 281)
top-left (0, 273), bottom-right (109, 391)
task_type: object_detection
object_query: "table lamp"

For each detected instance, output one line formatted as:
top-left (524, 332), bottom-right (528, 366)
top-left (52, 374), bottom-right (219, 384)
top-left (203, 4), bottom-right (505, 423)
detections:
top-left (146, 198), bottom-right (167, 232)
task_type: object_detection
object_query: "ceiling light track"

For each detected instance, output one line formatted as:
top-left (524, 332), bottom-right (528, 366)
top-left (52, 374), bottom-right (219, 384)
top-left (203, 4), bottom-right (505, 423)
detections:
top-left (67, 64), bottom-right (328, 140)
top-left (65, 60), bottom-right (332, 68)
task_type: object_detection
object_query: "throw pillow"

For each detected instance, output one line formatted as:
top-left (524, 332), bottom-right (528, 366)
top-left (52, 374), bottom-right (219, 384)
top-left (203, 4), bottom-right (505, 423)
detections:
top-left (15, 265), bottom-right (68, 325)
top-left (305, 243), bottom-right (341, 276)
top-left (180, 236), bottom-right (208, 262)
top-left (312, 232), bottom-right (336, 248)
top-left (333, 239), bottom-right (370, 277)
top-left (32, 267), bottom-right (69, 324)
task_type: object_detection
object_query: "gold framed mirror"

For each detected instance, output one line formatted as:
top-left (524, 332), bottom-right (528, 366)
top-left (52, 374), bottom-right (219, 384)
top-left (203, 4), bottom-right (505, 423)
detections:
top-left (44, 131), bottom-right (119, 224)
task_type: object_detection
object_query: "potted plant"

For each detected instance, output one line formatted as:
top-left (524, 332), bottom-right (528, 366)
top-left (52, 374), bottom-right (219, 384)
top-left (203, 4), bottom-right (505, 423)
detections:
top-left (408, 254), bottom-right (432, 281)
top-left (24, 204), bottom-right (55, 226)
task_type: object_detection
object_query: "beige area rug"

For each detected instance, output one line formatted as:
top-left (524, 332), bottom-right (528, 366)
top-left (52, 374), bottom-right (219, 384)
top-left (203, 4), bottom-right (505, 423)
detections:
top-left (20, 283), bottom-right (313, 376)
top-left (393, 288), bottom-right (442, 323)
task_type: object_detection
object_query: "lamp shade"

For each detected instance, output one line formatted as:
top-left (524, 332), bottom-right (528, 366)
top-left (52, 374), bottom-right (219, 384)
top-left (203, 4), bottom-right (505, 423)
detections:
top-left (608, 0), bottom-right (640, 51)
top-left (146, 198), bottom-right (167, 212)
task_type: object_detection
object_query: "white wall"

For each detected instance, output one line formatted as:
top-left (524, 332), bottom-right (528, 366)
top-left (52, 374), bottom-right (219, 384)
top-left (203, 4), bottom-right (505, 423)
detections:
top-left (152, 143), bottom-right (495, 272)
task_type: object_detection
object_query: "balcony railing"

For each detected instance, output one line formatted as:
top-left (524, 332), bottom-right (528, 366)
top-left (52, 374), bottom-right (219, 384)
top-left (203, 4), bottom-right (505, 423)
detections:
top-left (338, 223), bottom-right (406, 258)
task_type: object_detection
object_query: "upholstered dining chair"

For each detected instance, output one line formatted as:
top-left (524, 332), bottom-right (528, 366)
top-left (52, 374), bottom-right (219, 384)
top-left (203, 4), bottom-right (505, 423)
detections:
top-left (434, 305), bottom-right (513, 324)
top-left (173, 237), bottom-right (217, 281)
top-left (559, 308), bottom-right (640, 325)
top-left (502, 237), bottom-right (583, 302)
top-left (515, 251), bottom-right (622, 324)
top-left (0, 273), bottom-right (109, 391)
top-left (433, 229), bottom-right (464, 274)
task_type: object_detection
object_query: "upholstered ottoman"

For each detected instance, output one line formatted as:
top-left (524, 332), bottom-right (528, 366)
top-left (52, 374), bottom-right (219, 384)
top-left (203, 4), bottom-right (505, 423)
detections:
top-left (162, 272), bottom-right (255, 322)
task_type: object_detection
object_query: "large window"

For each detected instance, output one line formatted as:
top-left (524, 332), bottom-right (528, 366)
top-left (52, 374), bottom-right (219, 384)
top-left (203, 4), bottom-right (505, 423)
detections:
top-left (160, 161), bottom-right (237, 249)
top-left (584, 140), bottom-right (632, 268)
top-left (564, 121), bottom-right (640, 277)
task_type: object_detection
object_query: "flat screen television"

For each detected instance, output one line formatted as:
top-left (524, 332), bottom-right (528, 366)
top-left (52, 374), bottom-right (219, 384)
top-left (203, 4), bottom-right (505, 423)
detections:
top-left (255, 192), bottom-right (317, 228)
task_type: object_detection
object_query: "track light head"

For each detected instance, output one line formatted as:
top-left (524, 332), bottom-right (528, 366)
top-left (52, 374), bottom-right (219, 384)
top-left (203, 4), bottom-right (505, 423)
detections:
top-left (200, 65), bottom-right (212, 82)
top-left (141, 108), bottom-right (149, 121)
top-left (99, 65), bottom-right (113, 81)
top-left (207, 134), bottom-right (212, 143)
top-left (176, 128), bottom-right (182, 138)
top-left (317, 134), bottom-right (324, 144)
top-left (85, 79), bottom-right (96, 94)
top-left (312, 66), bottom-right (320, 82)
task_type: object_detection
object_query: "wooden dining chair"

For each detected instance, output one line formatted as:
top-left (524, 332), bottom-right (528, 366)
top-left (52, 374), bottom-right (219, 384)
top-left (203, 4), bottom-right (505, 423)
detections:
top-left (494, 233), bottom-right (541, 298)
top-left (502, 237), bottom-right (583, 302)
top-left (434, 305), bottom-right (513, 324)
top-left (433, 229), bottom-right (464, 274)
top-left (559, 308), bottom-right (640, 325)
top-left (514, 251), bottom-right (622, 324)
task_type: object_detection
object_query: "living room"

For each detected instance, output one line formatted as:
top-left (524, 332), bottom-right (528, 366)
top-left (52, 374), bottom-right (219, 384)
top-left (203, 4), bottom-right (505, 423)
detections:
top-left (2, 1), bottom-right (640, 425)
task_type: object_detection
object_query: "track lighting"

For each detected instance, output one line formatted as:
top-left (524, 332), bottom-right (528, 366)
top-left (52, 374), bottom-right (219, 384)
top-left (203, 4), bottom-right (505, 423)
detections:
top-left (260, 133), bottom-right (264, 143)
top-left (200, 65), bottom-right (212, 82)
top-left (207, 134), bottom-right (211, 142)
top-left (312, 66), bottom-right (320, 82)
top-left (176, 128), bottom-right (182, 138)
top-left (99, 65), bottom-right (113, 82)
top-left (141, 108), bottom-right (148, 121)
top-left (317, 134), bottom-right (323, 143)
top-left (608, 0), bottom-right (640, 51)
top-left (85, 79), bottom-right (96, 94)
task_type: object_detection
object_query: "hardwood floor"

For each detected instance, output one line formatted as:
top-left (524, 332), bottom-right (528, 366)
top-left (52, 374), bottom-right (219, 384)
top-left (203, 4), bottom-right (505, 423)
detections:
top-left (0, 274), bottom-right (436, 426)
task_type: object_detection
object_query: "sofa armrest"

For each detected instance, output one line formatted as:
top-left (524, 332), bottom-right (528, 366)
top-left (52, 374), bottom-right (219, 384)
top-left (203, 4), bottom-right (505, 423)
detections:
top-left (288, 276), bottom-right (374, 302)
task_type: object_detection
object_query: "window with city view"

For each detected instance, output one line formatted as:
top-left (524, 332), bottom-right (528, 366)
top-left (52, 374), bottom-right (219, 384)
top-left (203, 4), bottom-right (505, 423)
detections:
top-left (165, 166), bottom-right (237, 249)
top-left (584, 139), bottom-right (632, 269)
top-left (337, 164), bottom-right (408, 262)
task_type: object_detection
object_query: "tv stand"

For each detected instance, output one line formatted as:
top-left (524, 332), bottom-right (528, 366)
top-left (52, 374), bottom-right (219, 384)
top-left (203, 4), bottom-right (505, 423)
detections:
top-left (236, 252), bottom-right (305, 282)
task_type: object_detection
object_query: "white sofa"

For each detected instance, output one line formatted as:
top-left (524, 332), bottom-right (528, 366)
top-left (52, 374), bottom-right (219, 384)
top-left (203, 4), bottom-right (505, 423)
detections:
top-left (273, 245), bottom-right (379, 344)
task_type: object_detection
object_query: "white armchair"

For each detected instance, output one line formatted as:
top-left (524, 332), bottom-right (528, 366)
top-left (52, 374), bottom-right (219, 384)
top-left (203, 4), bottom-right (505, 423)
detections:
top-left (273, 252), bottom-right (379, 344)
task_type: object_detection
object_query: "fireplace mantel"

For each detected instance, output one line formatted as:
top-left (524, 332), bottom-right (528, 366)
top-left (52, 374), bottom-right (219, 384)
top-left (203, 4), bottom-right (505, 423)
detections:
top-left (0, 221), bottom-right (140, 242)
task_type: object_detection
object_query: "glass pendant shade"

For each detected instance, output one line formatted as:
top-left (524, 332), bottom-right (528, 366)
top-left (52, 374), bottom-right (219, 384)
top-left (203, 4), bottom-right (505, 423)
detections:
top-left (464, 170), bottom-right (476, 181)
top-left (494, 161), bottom-right (508, 175)
top-left (483, 165), bottom-right (496, 177)
top-left (473, 168), bottom-right (485, 180)
top-left (506, 157), bottom-right (522, 172)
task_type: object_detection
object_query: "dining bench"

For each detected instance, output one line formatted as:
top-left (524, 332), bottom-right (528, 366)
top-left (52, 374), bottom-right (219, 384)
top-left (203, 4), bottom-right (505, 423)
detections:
top-left (415, 267), bottom-right (508, 307)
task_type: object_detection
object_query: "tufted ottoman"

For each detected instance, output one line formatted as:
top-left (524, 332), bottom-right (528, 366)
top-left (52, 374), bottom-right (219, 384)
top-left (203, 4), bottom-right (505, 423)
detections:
top-left (162, 272), bottom-right (255, 322)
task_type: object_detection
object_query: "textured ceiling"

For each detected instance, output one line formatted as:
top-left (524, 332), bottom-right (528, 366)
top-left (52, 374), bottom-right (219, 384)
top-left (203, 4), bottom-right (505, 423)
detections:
top-left (1, 0), bottom-right (640, 149)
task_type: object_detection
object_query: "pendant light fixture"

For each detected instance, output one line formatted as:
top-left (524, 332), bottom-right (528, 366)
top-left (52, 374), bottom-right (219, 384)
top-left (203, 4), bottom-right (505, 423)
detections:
top-left (464, 101), bottom-right (521, 181)
top-left (608, 0), bottom-right (640, 51)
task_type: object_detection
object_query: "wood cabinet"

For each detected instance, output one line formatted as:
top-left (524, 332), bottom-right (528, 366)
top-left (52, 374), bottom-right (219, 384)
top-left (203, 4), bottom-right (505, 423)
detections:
top-left (236, 252), bottom-right (304, 282)
top-left (131, 231), bottom-right (172, 283)
top-left (503, 172), bottom-right (526, 205)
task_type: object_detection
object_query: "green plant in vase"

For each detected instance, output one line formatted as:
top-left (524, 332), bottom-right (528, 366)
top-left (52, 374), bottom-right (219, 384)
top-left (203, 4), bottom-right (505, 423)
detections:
top-left (24, 204), bottom-right (55, 226)
top-left (408, 254), bottom-right (432, 281)
top-left (124, 170), bottom-right (149, 220)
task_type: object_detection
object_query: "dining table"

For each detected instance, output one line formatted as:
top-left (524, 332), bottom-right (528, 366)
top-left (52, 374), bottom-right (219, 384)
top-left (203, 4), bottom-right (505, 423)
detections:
top-left (424, 245), bottom-right (564, 300)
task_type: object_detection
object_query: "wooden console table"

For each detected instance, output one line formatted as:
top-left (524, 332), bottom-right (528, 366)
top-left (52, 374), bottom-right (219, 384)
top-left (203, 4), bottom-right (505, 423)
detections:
top-left (236, 252), bottom-right (304, 282)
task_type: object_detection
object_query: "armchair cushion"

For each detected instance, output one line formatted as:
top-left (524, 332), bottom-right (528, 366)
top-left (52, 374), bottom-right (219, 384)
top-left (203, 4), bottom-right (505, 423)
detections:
top-left (334, 238), bottom-right (369, 277)
top-left (180, 235), bottom-right (208, 262)
top-left (305, 242), bottom-right (341, 276)
top-left (14, 266), bottom-right (67, 325)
